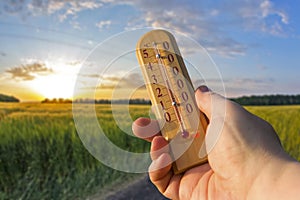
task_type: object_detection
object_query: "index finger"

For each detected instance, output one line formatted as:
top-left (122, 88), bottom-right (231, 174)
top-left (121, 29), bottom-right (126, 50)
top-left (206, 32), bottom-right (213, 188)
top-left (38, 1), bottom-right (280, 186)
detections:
top-left (132, 117), bottom-right (161, 142)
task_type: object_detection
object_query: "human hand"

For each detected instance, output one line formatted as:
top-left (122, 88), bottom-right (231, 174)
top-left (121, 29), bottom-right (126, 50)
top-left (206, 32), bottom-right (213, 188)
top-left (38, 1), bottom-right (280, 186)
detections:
top-left (132, 85), bottom-right (300, 200)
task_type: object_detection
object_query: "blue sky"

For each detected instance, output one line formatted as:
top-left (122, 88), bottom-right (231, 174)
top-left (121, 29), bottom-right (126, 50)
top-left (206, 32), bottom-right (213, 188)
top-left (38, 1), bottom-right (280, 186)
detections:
top-left (0, 0), bottom-right (299, 101)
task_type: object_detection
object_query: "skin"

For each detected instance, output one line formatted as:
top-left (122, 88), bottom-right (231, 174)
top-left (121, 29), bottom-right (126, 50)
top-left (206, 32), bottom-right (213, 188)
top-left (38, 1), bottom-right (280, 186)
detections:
top-left (132, 85), bottom-right (300, 200)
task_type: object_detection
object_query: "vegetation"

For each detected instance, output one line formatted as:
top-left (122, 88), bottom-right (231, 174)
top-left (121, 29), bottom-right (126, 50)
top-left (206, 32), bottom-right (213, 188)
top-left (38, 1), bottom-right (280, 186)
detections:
top-left (0, 103), bottom-right (150, 199)
top-left (0, 94), bottom-right (19, 102)
top-left (0, 103), bottom-right (299, 199)
top-left (42, 98), bottom-right (151, 105)
top-left (232, 94), bottom-right (300, 105)
top-left (245, 105), bottom-right (300, 161)
top-left (41, 98), bottom-right (72, 103)
top-left (43, 94), bottom-right (300, 106)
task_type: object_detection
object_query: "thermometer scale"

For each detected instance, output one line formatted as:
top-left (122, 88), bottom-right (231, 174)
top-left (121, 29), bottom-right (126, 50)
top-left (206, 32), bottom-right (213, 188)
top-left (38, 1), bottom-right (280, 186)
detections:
top-left (136, 30), bottom-right (208, 174)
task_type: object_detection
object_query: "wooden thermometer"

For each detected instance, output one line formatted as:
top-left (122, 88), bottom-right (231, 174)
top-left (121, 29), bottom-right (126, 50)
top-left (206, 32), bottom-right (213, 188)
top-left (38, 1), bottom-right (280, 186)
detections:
top-left (136, 29), bottom-right (208, 174)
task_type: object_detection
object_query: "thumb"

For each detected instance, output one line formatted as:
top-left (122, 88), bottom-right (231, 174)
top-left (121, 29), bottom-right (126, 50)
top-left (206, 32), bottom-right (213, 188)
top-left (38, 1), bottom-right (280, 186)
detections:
top-left (195, 86), bottom-right (227, 157)
top-left (195, 85), bottom-right (213, 119)
top-left (195, 85), bottom-right (226, 120)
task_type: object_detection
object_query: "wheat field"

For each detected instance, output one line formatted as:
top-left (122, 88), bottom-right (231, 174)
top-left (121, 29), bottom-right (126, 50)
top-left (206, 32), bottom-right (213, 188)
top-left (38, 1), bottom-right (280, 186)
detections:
top-left (0, 103), bottom-right (299, 199)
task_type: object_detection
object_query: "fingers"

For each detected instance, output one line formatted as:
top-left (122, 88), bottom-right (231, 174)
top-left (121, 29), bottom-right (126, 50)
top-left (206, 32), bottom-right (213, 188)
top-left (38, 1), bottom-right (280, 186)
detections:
top-left (149, 153), bottom-right (173, 195)
top-left (149, 136), bottom-right (172, 191)
top-left (132, 117), bottom-right (161, 142)
top-left (133, 118), bottom-right (173, 194)
top-left (195, 85), bottom-right (213, 119)
top-left (148, 136), bottom-right (175, 197)
top-left (151, 136), bottom-right (169, 160)
top-left (195, 85), bottom-right (226, 120)
top-left (133, 118), bottom-right (174, 195)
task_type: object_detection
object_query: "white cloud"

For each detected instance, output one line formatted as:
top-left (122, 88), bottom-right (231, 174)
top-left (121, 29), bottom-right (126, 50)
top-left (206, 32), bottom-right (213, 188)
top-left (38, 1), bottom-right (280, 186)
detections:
top-left (47, 1), bottom-right (65, 14)
top-left (5, 61), bottom-right (53, 81)
top-left (120, 0), bottom-right (247, 57)
top-left (26, 0), bottom-right (103, 21)
top-left (96, 20), bottom-right (112, 29)
top-left (1, 0), bottom-right (291, 57)
top-left (210, 9), bottom-right (219, 16)
top-left (194, 77), bottom-right (275, 97)
top-left (260, 0), bottom-right (288, 24)
top-left (70, 20), bottom-right (82, 30)
top-left (225, 0), bottom-right (289, 35)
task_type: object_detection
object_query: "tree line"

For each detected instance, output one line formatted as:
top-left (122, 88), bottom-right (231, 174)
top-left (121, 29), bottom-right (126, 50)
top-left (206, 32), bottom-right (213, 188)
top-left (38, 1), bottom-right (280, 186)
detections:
top-left (72, 98), bottom-right (151, 105)
top-left (0, 94), bottom-right (19, 102)
top-left (41, 98), bottom-right (72, 104)
top-left (1, 93), bottom-right (299, 105)
top-left (42, 94), bottom-right (300, 106)
top-left (40, 98), bottom-right (151, 105)
top-left (230, 94), bottom-right (300, 106)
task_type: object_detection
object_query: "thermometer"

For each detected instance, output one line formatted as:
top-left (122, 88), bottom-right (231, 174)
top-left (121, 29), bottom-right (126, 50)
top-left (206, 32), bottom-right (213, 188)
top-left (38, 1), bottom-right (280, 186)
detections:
top-left (136, 29), bottom-right (208, 174)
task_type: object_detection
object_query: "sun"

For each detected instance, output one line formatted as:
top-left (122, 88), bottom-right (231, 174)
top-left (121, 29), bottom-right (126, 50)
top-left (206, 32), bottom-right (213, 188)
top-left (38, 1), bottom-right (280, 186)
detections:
top-left (30, 75), bottom-right (75, 99)
top-left (28, 60), bottom-right (80, 100)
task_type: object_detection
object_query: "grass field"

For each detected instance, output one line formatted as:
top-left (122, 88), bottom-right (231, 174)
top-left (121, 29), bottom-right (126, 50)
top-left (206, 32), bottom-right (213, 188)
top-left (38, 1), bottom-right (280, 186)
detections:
top-left (0, 103), bottom-right (299, 199)
top-left (245, 105), bottom-right (300, 161)
top-left (0, 103), bottom-right (150, 199)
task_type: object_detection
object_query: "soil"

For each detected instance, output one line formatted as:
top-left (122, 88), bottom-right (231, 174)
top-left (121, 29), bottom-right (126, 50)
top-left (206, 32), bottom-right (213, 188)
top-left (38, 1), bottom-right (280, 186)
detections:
top-left (89, 175), bottom-right (169, 200)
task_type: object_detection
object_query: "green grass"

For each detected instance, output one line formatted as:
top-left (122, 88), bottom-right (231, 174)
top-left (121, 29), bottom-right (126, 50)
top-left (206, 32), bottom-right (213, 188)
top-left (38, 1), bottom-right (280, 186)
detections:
top-left (245, 105), bottom-right (300, 161)
top-left (0, 103), bottom-right (299, 199)
top-left (0, 103), bottom-right (150, 200)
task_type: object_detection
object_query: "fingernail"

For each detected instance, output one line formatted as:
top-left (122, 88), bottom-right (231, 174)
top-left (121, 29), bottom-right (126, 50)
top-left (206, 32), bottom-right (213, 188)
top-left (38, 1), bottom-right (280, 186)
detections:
top-left (197, 85), bottom-right (209, 92)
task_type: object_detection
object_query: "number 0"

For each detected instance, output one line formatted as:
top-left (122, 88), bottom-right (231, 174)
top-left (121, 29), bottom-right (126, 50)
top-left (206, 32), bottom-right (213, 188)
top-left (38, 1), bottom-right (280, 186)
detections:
top-left (186, 103), bottom-right (193, 113)
top-left (167, 54), bottom-right (174, 62)
top-left (164, 112), bottom-right (171, 122)
top-left (182, 91), bottom-right (188, 101)
top-left (163, 41), bottom-right (169, 50)
top-left (177, 79), bottom-right (184, 89)
top-left (172, 66), bottom-right (179, 75)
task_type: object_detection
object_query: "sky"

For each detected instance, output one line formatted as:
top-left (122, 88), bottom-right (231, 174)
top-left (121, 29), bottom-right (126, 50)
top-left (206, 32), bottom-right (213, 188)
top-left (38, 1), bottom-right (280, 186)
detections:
top-left (0, 0), bottom-right (299, 101)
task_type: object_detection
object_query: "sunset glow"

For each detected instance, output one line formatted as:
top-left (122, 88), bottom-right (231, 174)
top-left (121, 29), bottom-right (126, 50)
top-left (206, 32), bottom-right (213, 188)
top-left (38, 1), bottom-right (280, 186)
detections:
top-left (21, 59), bottom-right (81, 100)
top-left (29, 74), bottom-right (76, 100)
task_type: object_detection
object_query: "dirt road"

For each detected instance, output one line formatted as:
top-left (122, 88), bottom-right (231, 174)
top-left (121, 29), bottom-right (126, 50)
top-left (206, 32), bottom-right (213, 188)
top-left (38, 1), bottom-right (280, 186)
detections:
top-left (91, 175), bottom-right (169, 200)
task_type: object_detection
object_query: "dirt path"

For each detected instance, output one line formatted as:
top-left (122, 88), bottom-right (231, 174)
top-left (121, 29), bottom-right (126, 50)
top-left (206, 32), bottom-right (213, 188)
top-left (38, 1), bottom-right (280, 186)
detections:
top-left (90, 175), bottom-right (169, 200)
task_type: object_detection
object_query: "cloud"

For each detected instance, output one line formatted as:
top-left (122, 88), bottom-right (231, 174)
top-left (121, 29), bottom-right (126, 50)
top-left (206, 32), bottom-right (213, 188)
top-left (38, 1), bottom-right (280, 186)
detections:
top-left (6, 62), bottom-right (53, 81)
top-left (221, 0), bottom-right (289, 36)
top-left (0, 51), bottom-right (6, 57)
top-left (66, 60), bottom-right (82, 66)
top-left (1, 0), bottom-right (290, 57)
top-left (1, 0), bottom-right (103, 21)
top-left (69, 20), bottom-right (82, 30)
top-left (110, 0), bottom-right (248, 56)
top-left (123, 1), bottom-right (246, 57)
top-left (97, 72), bottom-right (145, 90)
top-left (30, 0), bottom-right (102, 17)
top-left (116, 0), bottom-right (289, 56)
top-left (1, 0), bottom-right (27, 15)
top-left (77, 72), bottom-right (146, 91)
top-left (79, 73), bottom-right (102, 79)
top-left (96, 20), bottom-right (112, 29)
top-left (203, 37), bottom-right (247, 57)
top-left (193, 77), bottom-right (275, 97)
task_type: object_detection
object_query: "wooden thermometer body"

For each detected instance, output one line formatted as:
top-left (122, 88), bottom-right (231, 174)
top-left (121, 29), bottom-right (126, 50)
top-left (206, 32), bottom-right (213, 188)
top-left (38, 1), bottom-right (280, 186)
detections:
top-left (136, 29), bottom-right (208, 174)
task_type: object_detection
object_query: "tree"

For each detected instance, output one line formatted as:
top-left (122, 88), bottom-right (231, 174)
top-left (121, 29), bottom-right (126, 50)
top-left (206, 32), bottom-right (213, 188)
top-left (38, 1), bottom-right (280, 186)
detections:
top-left (0, 94), bottom-right (19, 102)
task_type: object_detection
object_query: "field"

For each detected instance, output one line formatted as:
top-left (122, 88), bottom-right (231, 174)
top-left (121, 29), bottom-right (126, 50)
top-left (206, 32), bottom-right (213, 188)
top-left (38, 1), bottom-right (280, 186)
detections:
top-left (245, 105), bottom-right (300, 161)
top-left (0, 103), bottom-right (150, 199)
top-left (0, 103), bottom-right (299, 199)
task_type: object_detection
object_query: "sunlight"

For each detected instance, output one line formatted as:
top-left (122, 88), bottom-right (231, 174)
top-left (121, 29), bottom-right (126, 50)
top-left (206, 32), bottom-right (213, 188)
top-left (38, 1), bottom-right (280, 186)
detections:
top-left (28, 60), bottom-right (80, 100)
top-left (31, 75), bottom-right (75, 99)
